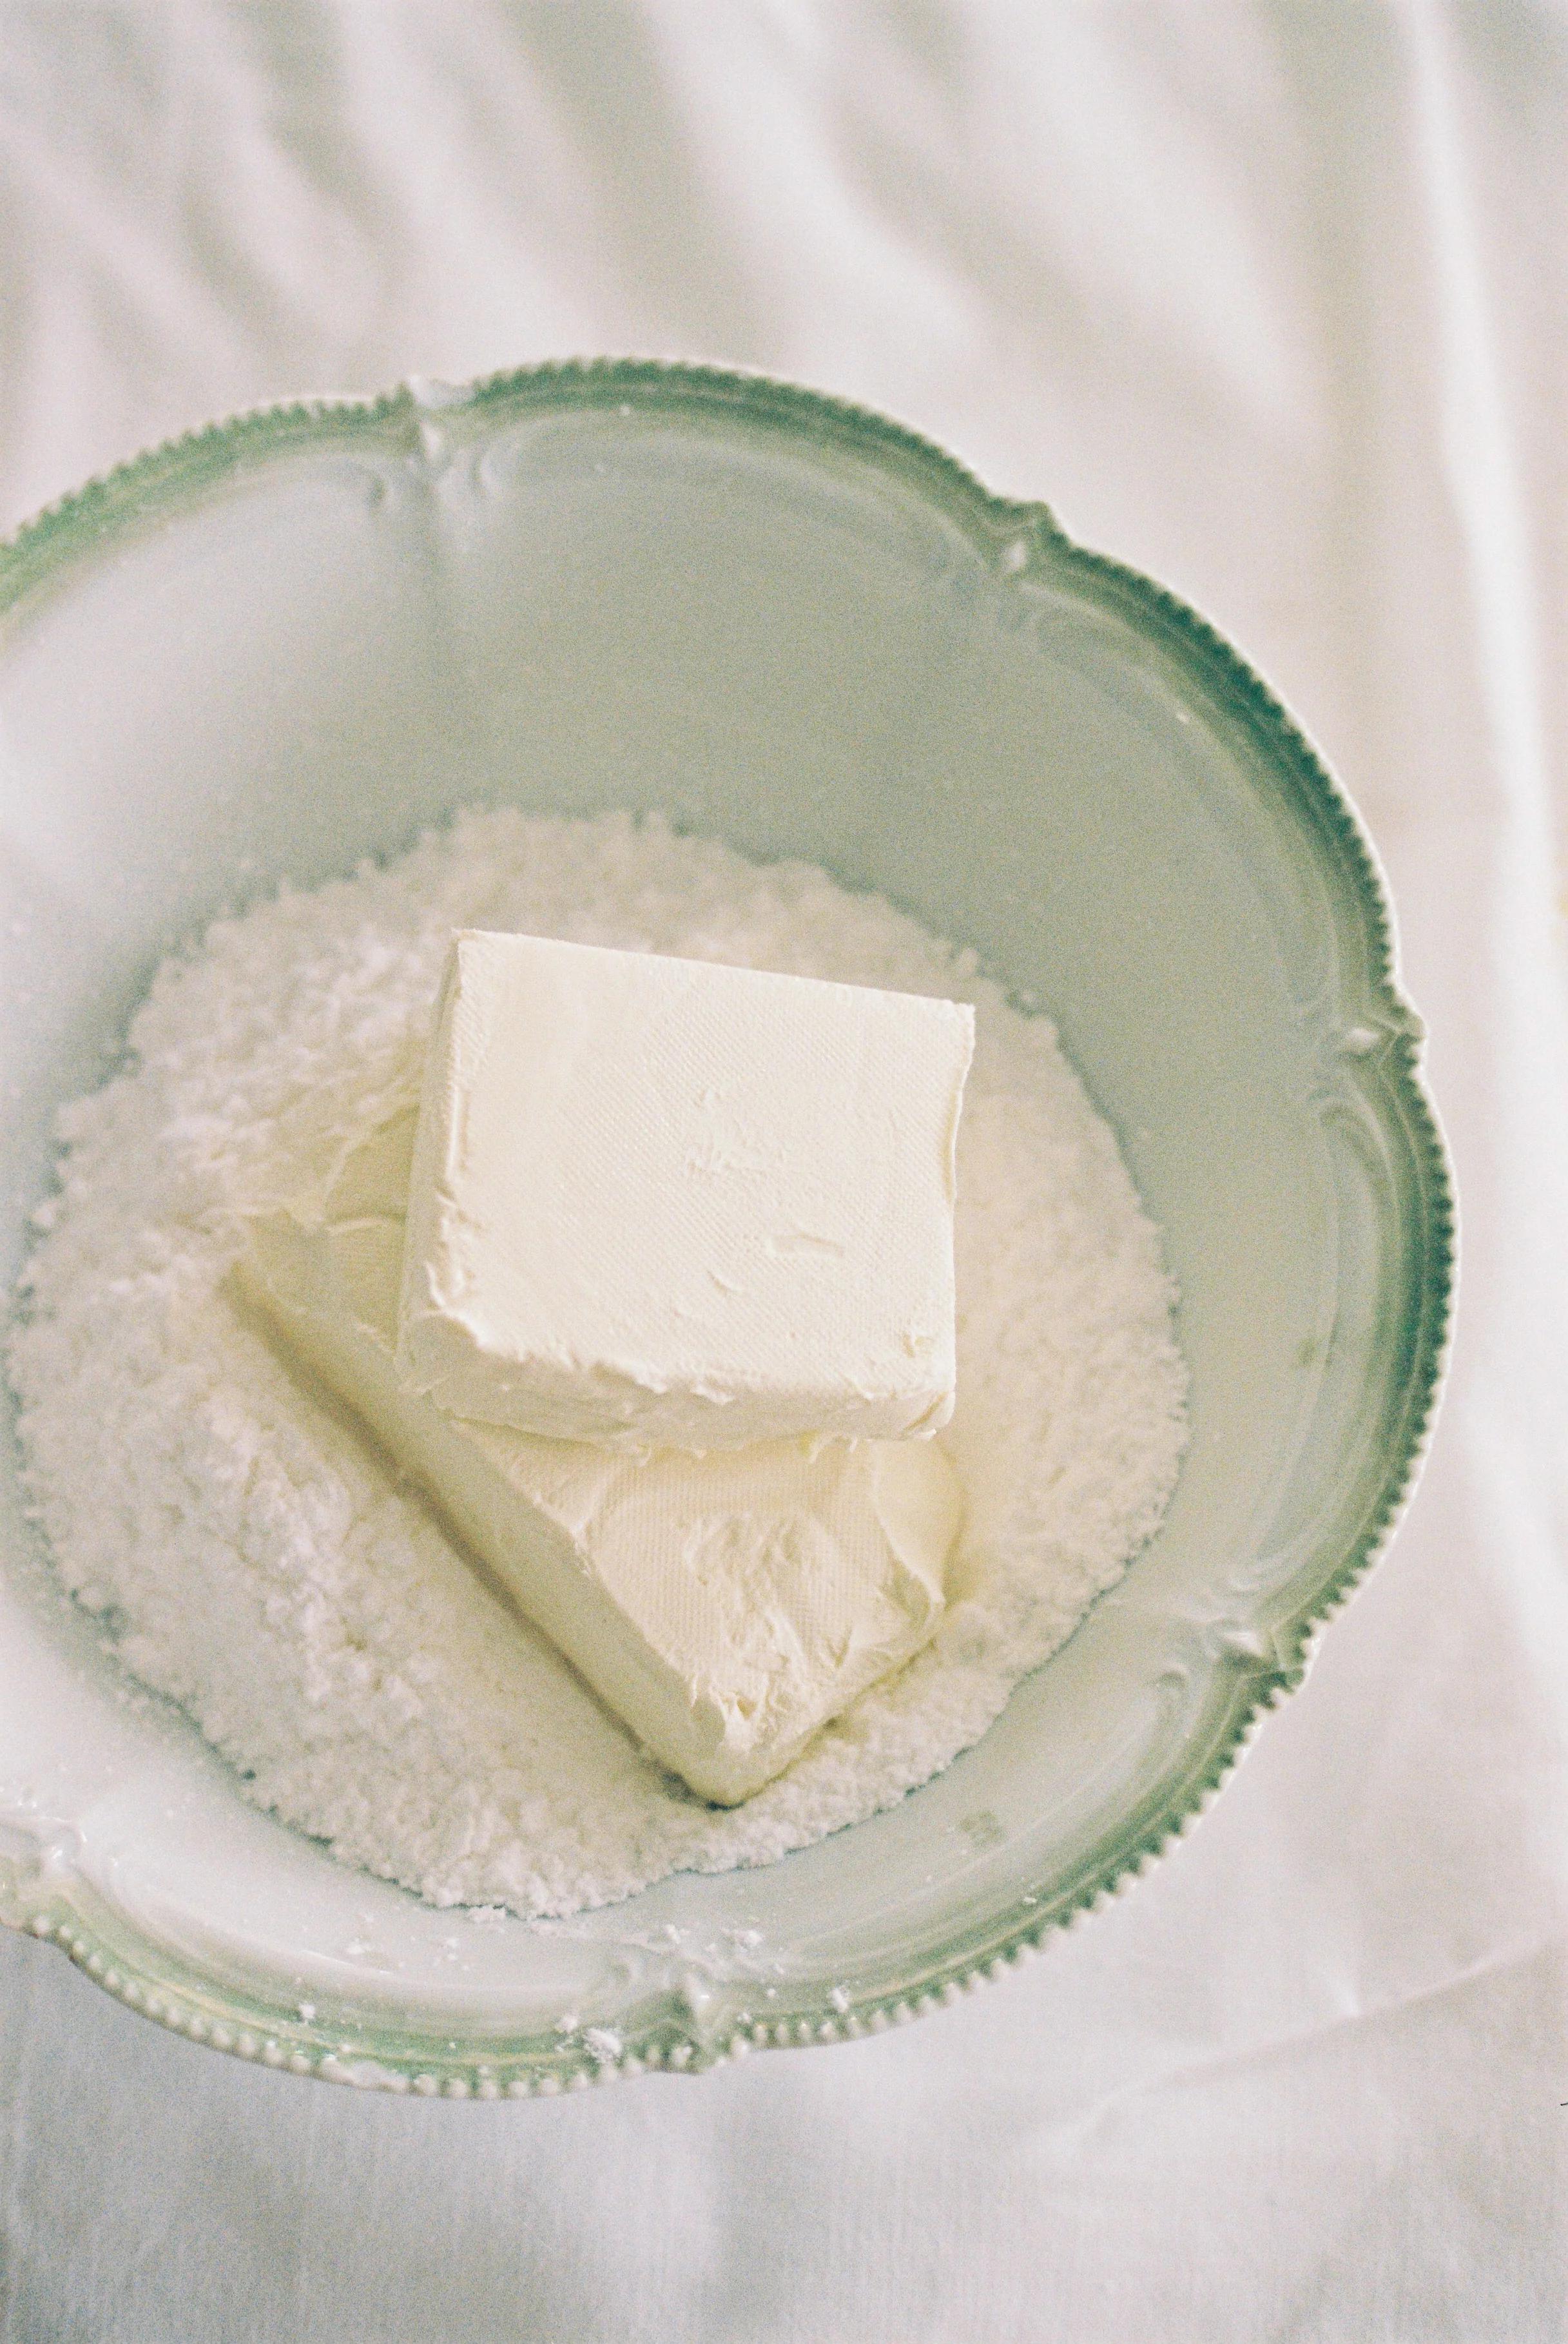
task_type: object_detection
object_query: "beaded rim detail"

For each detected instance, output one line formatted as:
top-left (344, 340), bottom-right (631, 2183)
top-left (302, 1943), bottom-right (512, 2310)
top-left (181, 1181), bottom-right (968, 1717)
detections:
top-left (0, 358), bottom-right (1455, 2092)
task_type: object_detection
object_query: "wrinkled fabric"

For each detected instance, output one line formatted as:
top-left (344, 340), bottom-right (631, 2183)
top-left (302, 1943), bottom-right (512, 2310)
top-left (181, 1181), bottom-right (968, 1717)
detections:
top-left (2, 6), bottom-right (1566, 2339)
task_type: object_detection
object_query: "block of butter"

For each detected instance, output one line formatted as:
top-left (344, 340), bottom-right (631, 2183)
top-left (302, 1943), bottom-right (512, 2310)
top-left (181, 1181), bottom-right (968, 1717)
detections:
top-left (397, 931), bottom-right (975, 1451)
top-left (234, 1108), bottom-right (959, 1805)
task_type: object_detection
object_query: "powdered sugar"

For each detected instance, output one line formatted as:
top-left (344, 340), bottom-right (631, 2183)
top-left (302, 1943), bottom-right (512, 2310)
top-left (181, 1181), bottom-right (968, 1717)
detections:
top-left (8, 810), bottom-right (1187, 1919)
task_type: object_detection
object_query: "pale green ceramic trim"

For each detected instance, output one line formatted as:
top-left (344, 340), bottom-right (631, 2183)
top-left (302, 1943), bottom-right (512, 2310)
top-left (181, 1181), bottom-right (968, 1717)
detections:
top-left (0, 359), bottom-right (1455, 2092)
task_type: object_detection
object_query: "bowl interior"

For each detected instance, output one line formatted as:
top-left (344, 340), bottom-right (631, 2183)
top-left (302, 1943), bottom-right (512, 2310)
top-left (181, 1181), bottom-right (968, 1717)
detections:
top-left (0, 372), bottom-right (1445, 2078)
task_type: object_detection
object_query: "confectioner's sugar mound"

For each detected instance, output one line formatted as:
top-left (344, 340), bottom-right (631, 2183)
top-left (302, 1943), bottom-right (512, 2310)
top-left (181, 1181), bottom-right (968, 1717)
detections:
top-left (8, 811), bottom-right (1188, 1919)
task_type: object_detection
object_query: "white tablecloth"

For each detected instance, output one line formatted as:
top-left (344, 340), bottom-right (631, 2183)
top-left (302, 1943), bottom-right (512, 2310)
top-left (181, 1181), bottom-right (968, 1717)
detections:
top-left (3, 7), bottom-right (1565, 2338)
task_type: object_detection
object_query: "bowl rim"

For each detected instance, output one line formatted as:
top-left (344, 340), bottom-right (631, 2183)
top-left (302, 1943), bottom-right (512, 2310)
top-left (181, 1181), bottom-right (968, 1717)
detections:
top-left (0, 356), bottom-right (1456, 2095)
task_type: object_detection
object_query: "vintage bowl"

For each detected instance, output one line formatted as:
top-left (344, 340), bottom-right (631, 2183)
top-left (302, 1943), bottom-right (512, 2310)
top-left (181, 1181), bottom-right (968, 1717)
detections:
top-left (0, 363), bottom-right (1453, 2092)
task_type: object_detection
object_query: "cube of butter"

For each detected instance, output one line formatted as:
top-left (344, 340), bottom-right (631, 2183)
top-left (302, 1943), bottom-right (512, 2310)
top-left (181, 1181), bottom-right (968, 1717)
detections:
top-left (235, 1108), bottom-right (958, 1804)
top-left (397, 932), bottom-right (975, 1451)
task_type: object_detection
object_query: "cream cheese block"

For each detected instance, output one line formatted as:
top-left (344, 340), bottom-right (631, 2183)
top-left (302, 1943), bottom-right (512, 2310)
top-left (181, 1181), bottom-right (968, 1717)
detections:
top-left (396, 931), bottom-right (976, 1451)
top-left (234, 1107), bottom-right (960, 1804)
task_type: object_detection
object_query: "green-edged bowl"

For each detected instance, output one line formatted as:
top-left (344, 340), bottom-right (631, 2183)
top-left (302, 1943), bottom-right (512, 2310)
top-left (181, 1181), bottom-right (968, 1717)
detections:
top-left (0, 362), bottom-right (1453, 2093)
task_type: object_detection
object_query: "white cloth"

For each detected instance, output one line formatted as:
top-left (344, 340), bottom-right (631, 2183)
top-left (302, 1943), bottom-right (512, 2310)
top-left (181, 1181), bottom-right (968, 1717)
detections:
top-left (3, 6), bottom-right (1565, 2338)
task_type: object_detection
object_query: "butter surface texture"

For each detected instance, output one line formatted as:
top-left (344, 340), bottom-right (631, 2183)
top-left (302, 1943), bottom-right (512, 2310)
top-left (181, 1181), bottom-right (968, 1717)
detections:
top-left (236, 1109), bottom-right (958, 1804)
top-left (397, 932), bottom-right (975, 1450)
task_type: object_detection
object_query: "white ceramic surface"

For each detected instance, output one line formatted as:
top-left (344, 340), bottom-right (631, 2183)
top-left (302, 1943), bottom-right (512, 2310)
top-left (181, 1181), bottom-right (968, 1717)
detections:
top-left (0, 365), bottom-right (1451, 2091)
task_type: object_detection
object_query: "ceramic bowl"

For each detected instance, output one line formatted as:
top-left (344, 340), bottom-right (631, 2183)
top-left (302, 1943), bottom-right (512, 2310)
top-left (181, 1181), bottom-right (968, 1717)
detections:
top-left (0, 363), bottom-right (1452, 2092)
